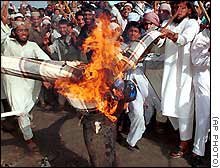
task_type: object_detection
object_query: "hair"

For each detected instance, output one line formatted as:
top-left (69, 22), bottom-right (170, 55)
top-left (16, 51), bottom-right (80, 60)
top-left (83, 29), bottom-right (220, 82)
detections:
top-left (75, 11), bottom-right (84, 19)
top-left (38, 8), bottom-right (45, 12)
top-left (67, 22), bottom-right (75, 28)
top-left (176, 1), bottom-right (198, 20)
top-left (59, 19), bottom-right (69, 25)
top-left (126, 21), bottom-right (142, 33)
top-left (84, 8), bottom-right (94, 14)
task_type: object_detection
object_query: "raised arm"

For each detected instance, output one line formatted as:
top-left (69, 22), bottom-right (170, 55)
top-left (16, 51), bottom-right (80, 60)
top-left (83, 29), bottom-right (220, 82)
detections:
top-left (1, 1), bottom-right (9, 25)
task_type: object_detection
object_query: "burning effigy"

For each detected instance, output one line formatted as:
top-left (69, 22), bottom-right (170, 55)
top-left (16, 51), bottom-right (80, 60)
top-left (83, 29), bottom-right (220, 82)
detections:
top-left (1, 14), bottom-right (161, 166)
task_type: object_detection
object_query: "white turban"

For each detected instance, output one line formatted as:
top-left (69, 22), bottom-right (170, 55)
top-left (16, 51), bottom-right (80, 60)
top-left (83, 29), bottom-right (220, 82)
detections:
top-left (12, 21), bottom-right (26, 29)
top-left (159, 3), bottom-right (171, 14)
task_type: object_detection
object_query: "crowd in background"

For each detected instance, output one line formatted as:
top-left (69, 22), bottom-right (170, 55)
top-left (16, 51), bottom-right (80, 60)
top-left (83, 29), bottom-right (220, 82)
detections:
top-left (1, 1), bottom-right (211, 167)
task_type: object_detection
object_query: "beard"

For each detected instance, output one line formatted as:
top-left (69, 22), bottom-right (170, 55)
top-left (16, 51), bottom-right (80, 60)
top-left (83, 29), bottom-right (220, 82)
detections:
top-left (15, 34), bottom-right (29, 45)
top-left (173, 17), bottom-right (185, 24)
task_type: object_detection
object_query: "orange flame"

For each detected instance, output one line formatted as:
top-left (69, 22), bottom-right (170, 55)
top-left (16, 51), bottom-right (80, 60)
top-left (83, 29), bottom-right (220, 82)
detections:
top-left (54, 14), bottom-right (126, 122)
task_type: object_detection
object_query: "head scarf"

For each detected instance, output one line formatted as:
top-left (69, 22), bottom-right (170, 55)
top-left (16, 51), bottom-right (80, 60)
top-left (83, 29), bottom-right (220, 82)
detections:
top-left (144, 12), bottom-right (160, 27)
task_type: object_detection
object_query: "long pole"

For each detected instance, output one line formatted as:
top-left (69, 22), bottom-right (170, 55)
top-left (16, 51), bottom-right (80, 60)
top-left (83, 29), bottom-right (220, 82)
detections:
top-left (63, 1), bottom-right (77, 24)
top-left (198, 1), bottom-right (210, 24)
top-left (161, 10), bottom-right (179, 29)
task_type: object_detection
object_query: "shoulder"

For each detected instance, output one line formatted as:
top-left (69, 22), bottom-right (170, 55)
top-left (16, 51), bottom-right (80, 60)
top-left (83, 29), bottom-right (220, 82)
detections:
top-left (186, 18), bottom-right (199, 27)
top-left (27, 41), bottom-right (40, 48)
top-left (183, 18), bottom-right (200, 32)
top-left (188, 18), bottom-right (199, 24)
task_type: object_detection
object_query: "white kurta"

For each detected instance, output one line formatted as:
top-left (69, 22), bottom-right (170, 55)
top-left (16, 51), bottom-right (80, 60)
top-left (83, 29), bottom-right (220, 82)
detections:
top-left (1, 23), bottom-right (51, 128)
top-left (161, 18), bottom-right (200, 118)
top-left (191, 28), bottom-right (210, 156)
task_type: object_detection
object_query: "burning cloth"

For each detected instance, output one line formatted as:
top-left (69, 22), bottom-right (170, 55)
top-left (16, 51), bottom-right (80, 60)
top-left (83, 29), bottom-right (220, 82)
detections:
top-left (1, 16), bottom-right (162, 166)
top-left (1, 30), bottom-right (161, 121)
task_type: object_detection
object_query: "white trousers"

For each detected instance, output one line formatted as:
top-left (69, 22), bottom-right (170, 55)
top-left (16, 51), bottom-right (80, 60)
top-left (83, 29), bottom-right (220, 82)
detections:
top-left (126, 67), bottom-right (149, 147)
top-left (144, 81), bottom-right (161, 125)
top-left (169, 116), bottom-right (194, 141)
top-left (192, 69), bottom-right (210, 156)
top-left (17, 113), bottom-right (33, 140)
top-left (127, 88), bottom-right (146, 147)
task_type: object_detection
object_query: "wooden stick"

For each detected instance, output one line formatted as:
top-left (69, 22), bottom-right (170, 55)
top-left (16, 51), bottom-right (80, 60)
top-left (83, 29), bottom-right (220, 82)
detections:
top-left (1, 111), bottom-right (23, 118)
top-left (198, 1), bottom-right (210, 24)
top-left (161, 11), bottom-right (179, 29)
top-left (63, 1), bottom-right (77, 24)
top-left (154, 1), bottom-right (159, 13)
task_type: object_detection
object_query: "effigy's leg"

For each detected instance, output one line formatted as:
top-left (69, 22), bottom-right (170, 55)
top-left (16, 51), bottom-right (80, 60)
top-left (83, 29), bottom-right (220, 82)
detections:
top-left (82, 112), bottom-right (117, 167)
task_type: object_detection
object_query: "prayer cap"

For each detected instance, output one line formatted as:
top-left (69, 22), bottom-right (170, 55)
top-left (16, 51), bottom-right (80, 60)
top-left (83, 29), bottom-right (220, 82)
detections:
top-left (124, 3), bottom-right (133, 9)
top-left (12, 21), bottom-right (26, 29)
top-left (31, 11), bottom-right (40, 17)
top-left (42, 16), bottom-right (51, 21)
top-left (14, 13), bottom-right (24, 19)
top-left (121, 2), bottom-right (133, 11)
top-left (42, 19), bottom-right (51, 25)
top-left (159, 3), bottom-right (171, 14)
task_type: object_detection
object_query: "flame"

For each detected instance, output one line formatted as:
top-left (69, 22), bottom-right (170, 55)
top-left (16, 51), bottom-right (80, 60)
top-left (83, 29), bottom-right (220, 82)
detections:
top-left (54, 14), bottom-right (126, 122)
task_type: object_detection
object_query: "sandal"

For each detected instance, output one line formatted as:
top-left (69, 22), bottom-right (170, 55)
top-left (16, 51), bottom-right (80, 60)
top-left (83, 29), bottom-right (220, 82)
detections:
top-left (170, 145), bottom-right (189, 158)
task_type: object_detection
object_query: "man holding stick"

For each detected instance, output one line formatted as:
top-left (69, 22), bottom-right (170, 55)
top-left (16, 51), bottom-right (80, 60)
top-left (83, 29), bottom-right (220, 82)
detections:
top-left (158, 1), bottom-right (200, 158)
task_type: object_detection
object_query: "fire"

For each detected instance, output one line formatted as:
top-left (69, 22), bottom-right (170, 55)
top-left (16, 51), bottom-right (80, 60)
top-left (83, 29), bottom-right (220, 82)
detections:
top-left (54, 14), bottom-right (126, 122)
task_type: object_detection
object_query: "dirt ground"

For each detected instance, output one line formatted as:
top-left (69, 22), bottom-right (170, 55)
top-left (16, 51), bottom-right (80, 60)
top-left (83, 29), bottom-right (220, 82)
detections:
top-left (1, 104), bottom-right (210, 167)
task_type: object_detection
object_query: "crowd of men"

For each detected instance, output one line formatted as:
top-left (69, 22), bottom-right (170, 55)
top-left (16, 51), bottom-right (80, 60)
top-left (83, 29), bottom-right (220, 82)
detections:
top-left (1, 1), bottom-right (210, 167)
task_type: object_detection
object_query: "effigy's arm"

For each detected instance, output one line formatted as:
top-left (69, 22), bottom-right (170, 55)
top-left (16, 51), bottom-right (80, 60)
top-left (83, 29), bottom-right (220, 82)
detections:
top-left (119, 30), bottom-right (162, 71)
top-left (1, 30), bottom-right (161, 83)
top-left (1, 55), bottom-right (84, 82)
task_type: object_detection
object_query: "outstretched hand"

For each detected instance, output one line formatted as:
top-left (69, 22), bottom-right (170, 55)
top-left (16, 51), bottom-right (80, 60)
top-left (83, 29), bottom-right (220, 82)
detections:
top-left (160, 28), bottom-right (178, 42)
top-left (43, 82), bottom-right (53, 89)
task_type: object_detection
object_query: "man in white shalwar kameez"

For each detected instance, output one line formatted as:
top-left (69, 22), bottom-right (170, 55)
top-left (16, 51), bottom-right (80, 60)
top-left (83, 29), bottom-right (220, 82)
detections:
top-left (122, 21), bottom-right (151, 151)
top-left (158, 1), bottom-right (200, 158)
top-left (190, 26), bottom-right (210, 165)
top-left (1, 19), bottom-right (51, 152)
